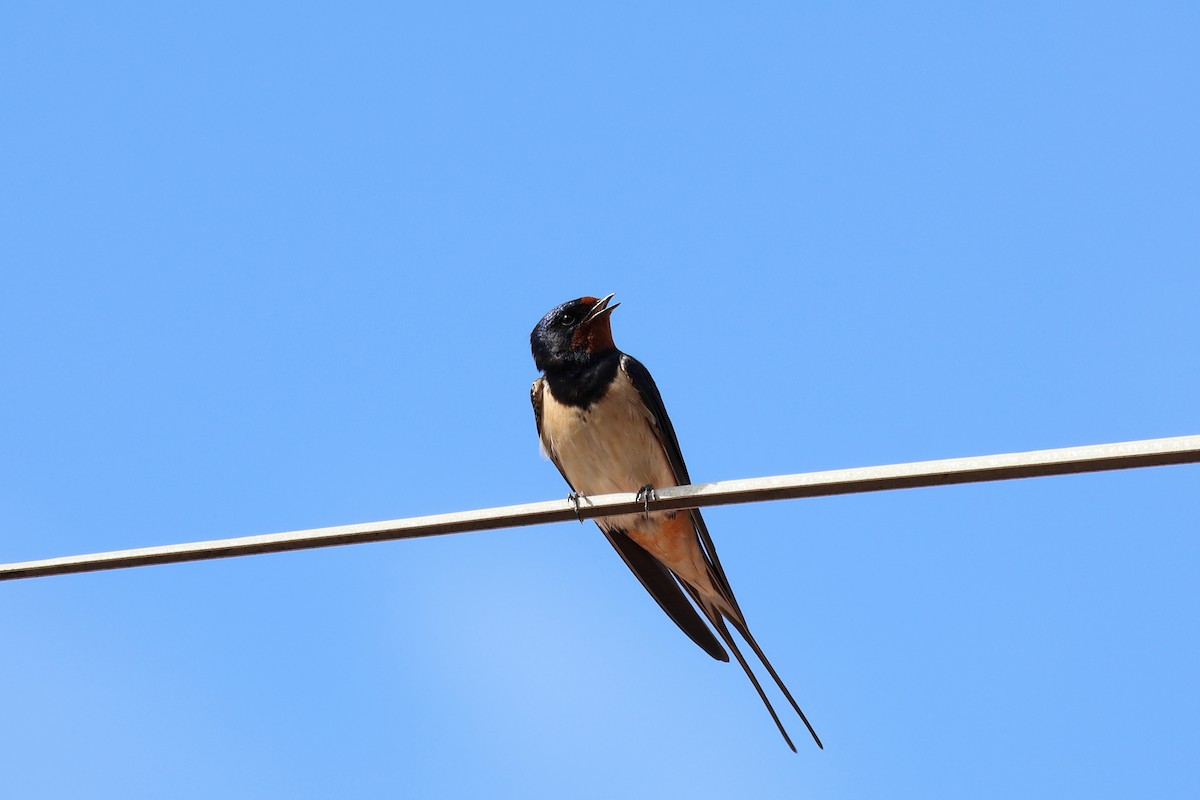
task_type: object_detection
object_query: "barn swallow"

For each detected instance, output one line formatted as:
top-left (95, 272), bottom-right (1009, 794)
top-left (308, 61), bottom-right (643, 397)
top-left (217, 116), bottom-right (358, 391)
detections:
top-left (530, 294), bottom-right (822, 751)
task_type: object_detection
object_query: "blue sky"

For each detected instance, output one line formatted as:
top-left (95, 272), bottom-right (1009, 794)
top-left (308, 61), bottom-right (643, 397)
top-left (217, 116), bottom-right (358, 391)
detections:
top-left (2, 3), bottom-right (1197, 797)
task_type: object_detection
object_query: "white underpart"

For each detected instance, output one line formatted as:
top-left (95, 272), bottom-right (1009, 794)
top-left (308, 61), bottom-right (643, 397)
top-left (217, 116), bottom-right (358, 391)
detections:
top-left (538, 367), bottom-right (678, 534)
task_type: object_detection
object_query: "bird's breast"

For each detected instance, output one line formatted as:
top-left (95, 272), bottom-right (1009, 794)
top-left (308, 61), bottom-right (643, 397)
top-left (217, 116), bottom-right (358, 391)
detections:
top-left (539, 368), bottom-right (678, 517)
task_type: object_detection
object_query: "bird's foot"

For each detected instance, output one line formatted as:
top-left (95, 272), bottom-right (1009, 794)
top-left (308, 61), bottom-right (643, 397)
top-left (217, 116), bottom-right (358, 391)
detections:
top-left (566, 492), bottom-right (587, 522)
top-left (635, 484), bottom-right (657, 518)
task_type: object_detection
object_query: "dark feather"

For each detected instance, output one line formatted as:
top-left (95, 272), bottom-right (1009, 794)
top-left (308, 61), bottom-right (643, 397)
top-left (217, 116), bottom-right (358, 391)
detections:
top-left (619, 353), bottom-right (823, 749)
top-left (603, 529), bottom-right (729, 662)
top-left (618, 355), bottom-right (738, 599)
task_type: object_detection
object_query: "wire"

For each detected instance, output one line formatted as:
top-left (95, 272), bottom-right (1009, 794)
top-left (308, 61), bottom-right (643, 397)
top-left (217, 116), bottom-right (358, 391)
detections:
top-left (3, 434), bottom-right (1197, 582)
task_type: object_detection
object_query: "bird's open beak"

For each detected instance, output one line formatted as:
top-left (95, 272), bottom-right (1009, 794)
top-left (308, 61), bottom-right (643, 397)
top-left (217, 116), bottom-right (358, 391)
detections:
top-left (582, 293), bottom-right (619, 325)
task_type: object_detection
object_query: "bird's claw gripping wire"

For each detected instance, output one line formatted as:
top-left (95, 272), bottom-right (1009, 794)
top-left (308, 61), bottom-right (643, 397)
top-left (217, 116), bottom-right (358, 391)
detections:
top-left (566, 492), bottom-right (586, 522)
top-left (635, 484), bottom-right (657, 519)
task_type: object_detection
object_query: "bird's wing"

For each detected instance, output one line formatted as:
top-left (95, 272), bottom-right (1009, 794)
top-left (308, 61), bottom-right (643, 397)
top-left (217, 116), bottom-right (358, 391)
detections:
top-left (530, 377), bottom-right (570, 482)
top-left (617, 354), bottom-right (737, 606)
top-left (619, 354), bottom-right (823, 750)
top-left (601, 529), bottom-right (729, 662)
top-left (531, 376), bottom-right (729, 662)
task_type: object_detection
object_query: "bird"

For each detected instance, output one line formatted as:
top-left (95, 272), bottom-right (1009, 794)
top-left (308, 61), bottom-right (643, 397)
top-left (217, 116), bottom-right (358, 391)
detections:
top-left (529, 293), bottom-right (822, 751)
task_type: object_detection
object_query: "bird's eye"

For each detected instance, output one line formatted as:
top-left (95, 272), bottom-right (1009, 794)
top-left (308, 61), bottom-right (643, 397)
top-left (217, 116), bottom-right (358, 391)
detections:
top-left (558, 314), bottom-right (576, 326)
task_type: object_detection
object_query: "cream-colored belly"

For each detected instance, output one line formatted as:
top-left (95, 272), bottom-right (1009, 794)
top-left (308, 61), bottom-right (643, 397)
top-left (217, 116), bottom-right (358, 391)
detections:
top-left (540, 369), bottom-right (678, 533)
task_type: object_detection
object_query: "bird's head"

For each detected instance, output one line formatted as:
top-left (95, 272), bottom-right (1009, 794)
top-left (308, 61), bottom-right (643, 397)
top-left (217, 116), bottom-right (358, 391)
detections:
top-left (531, 293), bottom-right (620, 372)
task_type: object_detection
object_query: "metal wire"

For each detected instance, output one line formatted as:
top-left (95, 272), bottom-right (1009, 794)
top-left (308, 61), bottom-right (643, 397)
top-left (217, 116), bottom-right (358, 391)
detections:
top-left (2, 434), bottom-right (1197, 582)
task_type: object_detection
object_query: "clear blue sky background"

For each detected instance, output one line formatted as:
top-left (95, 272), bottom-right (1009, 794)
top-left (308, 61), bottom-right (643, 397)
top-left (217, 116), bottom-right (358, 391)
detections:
top-left (2, 3), bottom-right (1197, 798)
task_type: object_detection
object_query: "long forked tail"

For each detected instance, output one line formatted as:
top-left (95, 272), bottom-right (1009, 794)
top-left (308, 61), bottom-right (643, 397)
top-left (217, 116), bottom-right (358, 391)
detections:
top-left (722, 610), bottom-right (824, 749)
top-left (694, 593), bottom-right (824, 751)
